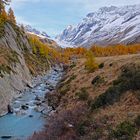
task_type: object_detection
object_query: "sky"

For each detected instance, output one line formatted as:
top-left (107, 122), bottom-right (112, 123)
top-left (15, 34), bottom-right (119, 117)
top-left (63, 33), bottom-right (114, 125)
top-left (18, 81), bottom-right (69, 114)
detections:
top-left (10, 0), bottom-right (140, 37)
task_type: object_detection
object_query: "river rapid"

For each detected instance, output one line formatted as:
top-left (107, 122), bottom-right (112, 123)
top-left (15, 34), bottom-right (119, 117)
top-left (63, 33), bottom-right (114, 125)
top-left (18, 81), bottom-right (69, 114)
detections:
top-left (0, 66), bottom-right (63, 140)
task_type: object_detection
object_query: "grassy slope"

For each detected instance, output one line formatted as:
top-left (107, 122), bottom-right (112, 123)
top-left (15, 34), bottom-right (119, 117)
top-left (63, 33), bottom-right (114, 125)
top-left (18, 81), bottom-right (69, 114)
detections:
top-left (31, 54), bottom-right (140, 140)
top-left (24, 52), bottom-right (50, 76)
top-left (0, 47), bottom-right (19, 77)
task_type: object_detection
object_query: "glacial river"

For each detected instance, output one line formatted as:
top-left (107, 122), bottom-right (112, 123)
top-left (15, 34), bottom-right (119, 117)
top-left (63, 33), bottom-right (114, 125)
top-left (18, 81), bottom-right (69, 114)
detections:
top-left (0, 66), bottom-right (63, 140)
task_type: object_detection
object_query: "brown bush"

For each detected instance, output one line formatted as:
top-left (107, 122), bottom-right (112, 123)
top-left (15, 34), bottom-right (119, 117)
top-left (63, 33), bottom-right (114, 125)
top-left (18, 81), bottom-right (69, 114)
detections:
top-left (30, 104), bottom-right (88, 140)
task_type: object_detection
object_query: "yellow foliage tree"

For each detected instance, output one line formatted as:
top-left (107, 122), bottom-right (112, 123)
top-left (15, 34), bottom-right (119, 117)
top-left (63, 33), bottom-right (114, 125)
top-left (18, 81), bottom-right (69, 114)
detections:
top-left (8, 7), bottom-right (16, 24)
top-left (85, 50), bottom-right (98, 72)
top-left (1, 7), bottom-right (7, 20)
top-left (90, 44), bottom-right (140, 57)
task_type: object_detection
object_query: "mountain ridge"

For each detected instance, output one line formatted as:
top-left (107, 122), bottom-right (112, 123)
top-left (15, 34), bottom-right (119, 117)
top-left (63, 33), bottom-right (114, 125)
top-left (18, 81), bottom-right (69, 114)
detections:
top-left (24, 25), bottom-right (50, 39)
top-left (56, 4), bottom-right (140, 47)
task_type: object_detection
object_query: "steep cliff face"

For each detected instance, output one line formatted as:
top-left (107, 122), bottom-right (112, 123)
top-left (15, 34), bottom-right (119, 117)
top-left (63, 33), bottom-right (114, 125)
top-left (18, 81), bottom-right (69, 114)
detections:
top-left (0, 23), bottom-right (32, 116)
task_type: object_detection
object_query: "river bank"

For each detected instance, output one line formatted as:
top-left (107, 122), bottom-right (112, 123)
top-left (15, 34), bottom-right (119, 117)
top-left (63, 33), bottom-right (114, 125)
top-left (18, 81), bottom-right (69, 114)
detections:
top-left (0, 66), bottom-right (63, 140)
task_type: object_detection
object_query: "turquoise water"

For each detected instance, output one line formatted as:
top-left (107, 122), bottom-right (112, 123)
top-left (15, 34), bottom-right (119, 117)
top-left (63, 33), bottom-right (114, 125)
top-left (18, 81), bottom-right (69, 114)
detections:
top-left (0, 111), bottom-right (44, 139)
top-left (0, 67), bottom-right (63, 140)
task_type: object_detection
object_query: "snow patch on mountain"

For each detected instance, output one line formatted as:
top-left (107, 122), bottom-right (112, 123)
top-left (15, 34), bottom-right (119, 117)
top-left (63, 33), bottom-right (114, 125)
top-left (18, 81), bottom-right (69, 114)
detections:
top-left (56, 4), bottom-right (140, 47)
top-left (24, 25), bottom-right (50, 39)
top-left (55, 39), bottom-right (76, 48)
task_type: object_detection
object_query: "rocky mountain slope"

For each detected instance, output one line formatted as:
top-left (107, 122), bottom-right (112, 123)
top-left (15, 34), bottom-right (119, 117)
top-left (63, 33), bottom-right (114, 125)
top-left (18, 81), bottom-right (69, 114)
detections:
top-left (0, 23), bottom-right (32, 116)
top-left (24, 25), bottom-right (50, 38)
top-left (56, 4), bottom-right (140, 47)
top-left (24, 25), bottom-right (60, 49)
top-left (0, 22), bottom-right (59, 116)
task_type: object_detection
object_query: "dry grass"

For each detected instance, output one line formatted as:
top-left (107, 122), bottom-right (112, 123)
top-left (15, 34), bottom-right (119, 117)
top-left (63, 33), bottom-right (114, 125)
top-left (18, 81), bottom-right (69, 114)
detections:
top-left (31, 54), bottom-right (140, 140)
top-left (60, 54), bottom-right (138, 104)
top-left (58, 54), bottom-right (140, 139)
top-left (0, 46), bottom-right (20, 77)
top-left (95, 91), bottom-right (140, 126)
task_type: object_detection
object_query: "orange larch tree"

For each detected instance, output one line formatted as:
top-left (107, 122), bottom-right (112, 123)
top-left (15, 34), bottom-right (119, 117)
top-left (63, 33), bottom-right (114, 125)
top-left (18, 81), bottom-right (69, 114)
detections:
top-left (8, 7), bottom-right (16, 24)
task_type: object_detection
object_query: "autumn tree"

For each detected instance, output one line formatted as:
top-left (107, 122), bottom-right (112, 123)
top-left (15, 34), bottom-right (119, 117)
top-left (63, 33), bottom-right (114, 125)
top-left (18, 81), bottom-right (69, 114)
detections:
top-left (85, 50), bottom-right (98, 72)
top-left (0, 0), bottom-right (10, 15)
top-left (90, 44), bottom-right (140, 57)
top-left (1, 6), bottom-right (7, 20)
top-left (8, 7), bottom-right (16, 24)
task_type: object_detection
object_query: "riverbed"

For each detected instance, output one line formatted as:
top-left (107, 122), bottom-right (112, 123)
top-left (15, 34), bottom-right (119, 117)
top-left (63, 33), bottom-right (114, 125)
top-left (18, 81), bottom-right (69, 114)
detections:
top-left (0, 66), bottom-right (63, 140)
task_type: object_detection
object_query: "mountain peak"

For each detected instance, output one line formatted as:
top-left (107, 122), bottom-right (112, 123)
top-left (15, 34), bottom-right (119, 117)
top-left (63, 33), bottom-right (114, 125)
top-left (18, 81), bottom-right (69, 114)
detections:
top-left (24, 25), bottom-right (50, 38)
top-left (99, 6), bottom-right (117, 12)
top-left (66, 25), bottom-right (73, 30)
top-left (56, 4), bottom-right (140, 47)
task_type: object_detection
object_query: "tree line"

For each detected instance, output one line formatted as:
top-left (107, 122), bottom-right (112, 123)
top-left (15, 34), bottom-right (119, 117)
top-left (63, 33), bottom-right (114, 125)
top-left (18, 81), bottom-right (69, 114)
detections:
top-left (90, 44), bottom-right (140, 57)
top-left (28, 35), bottom-right (63, 63)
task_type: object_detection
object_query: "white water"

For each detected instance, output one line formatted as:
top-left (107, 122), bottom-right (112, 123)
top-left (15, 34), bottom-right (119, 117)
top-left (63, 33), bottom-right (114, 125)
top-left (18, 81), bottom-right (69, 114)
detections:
top-left (0, 66), bottom-right (63, 140)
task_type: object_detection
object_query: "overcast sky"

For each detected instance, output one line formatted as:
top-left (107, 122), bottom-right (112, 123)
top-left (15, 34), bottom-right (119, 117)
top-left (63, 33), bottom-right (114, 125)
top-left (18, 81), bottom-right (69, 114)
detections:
top-left (10, 0), bottom-right (140, 37)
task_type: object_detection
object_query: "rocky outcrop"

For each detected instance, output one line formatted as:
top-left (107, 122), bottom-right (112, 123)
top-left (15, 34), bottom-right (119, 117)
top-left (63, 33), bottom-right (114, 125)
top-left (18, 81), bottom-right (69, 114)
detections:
top-left (0, 23), bottom-right (32, 116)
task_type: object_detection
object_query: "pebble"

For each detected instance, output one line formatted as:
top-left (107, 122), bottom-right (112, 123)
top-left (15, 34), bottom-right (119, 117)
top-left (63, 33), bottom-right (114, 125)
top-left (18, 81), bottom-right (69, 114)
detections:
top-left (29, 115), bottom-right (33, 118)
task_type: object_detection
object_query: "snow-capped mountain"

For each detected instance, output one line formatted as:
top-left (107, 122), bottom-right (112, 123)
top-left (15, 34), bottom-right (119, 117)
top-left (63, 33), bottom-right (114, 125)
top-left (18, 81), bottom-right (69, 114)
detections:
top-left (25, 25), bottom-right (50, 38)
top-left (23, 25), bottom-right (61, 49)
top-left (56, 4), bottom-right (140, 47)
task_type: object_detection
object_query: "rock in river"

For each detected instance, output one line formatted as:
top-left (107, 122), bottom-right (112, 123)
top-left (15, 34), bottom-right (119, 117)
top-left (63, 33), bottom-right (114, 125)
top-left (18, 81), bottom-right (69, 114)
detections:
top-left (29, 115), bottom-right (33, 118)
top-left (21, 105), bottom-right (29, 110)
top-left (7, 104), bottom-right (13, 114)
top-left (1, 136), bottom-right (12, 139)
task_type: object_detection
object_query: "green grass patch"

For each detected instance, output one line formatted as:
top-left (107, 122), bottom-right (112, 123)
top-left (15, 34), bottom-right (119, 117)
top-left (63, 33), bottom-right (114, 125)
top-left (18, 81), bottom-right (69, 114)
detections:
top-left (6, 50), bottom-right (20, 64)
top-left (70, 63), bottom-right (76, 69)
top-left (59, 84), bottom-right (70, 95)
top-left (91, 75), bottom-right (105, 86)
top-left (90, 64), bottom-right (140, 110)
top-left (111, 121), bottom-right (138, 140)
top-left (0, 17), bottom-right (6, 38)
top-left (76, 122), bottom-right (86, 136)
top-left (0, 64), bottom-right (14, 77)
top-left (76, 88), bottom-right (89, 101)
top-left (99, 63), bottom-right (104, 69)
top-left (134, 115), bottom-right (140, 128)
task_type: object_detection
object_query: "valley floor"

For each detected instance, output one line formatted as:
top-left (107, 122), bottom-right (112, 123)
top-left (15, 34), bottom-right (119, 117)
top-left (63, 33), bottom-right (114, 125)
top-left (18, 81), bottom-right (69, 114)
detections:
top-left (31, 54), bottom-right (140, 140)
